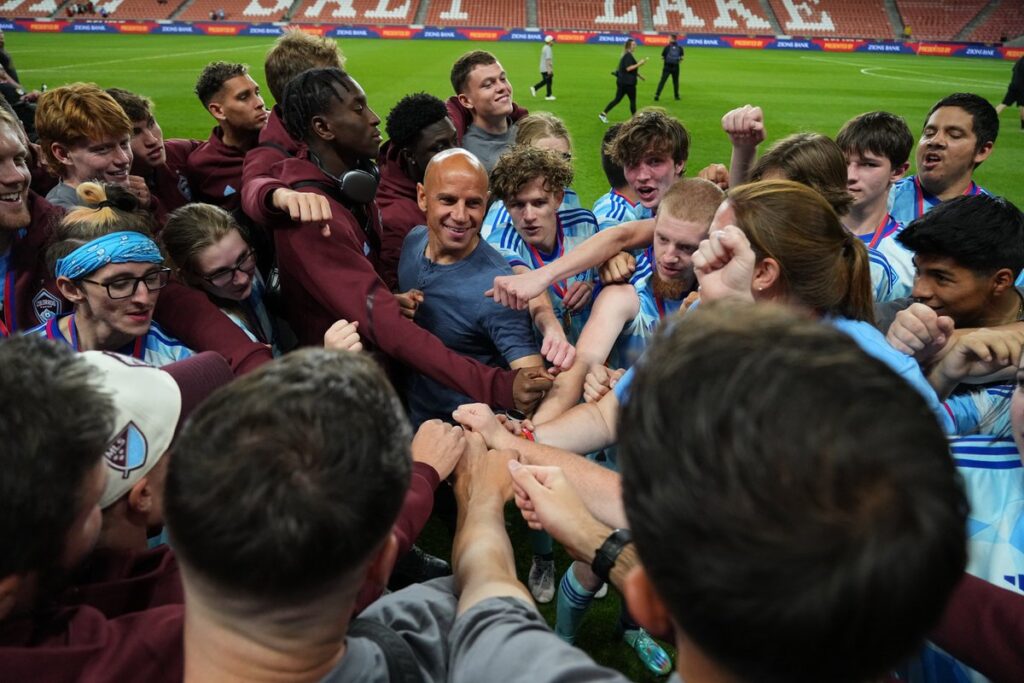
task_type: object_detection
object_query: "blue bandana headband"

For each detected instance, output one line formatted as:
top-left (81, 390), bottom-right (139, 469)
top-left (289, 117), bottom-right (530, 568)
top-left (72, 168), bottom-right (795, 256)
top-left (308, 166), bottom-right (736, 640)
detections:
top-left (55, 231), bottom-right (163, 280)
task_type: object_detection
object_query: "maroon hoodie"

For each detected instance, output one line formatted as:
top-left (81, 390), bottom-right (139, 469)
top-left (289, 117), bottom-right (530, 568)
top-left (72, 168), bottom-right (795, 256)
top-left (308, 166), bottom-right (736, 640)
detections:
top-left (269, 151), bottom-right (517, 409)
top-left (444, 95), bottom-right (529, 145)
top-left (145, 137), bottom-right (199, 225)
top-left (376, 140), bottom-right (424, 291)
top-left (240, 105), bottom-right (300, 226)
top-left (185, 126), bottom-right (246, 213)
top-left (1, 192), bottom-right (272, 374)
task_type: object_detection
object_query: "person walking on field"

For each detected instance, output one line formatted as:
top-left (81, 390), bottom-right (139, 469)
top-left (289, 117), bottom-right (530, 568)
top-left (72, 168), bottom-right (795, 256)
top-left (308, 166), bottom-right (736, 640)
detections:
top-left (995, 55), bottom-right (1024, 131)
top-left (654, 33), bottom-right (683, 101)
top-left (599, 39), bottom-right (646, 123)
top-left (531, 35), bottom-right (556, 101)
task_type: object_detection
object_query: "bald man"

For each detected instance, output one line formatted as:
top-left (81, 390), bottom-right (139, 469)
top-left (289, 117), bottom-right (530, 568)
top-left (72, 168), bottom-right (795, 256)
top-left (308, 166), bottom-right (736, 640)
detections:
top-left (273, 68), bottom-right (552, 415)
top-left (398, 149), bottom-right (545, 426)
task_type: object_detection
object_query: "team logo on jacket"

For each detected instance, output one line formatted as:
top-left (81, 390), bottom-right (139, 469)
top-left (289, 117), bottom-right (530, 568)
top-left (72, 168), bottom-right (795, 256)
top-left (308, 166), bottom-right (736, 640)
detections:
top-left (177, 173), bottom-right (193, 201)
top-left (105, 422), bottom-right (148, 479)
top-left (32, 289), bottom-right (62, 324)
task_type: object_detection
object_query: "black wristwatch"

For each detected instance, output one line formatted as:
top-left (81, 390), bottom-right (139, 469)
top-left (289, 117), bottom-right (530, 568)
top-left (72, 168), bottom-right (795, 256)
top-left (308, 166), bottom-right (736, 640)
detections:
top-left (591, 528), bottom-right (633, 584)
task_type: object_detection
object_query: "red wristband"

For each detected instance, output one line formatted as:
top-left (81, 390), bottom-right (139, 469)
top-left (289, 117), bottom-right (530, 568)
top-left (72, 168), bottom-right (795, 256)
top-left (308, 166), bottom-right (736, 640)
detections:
top-left (521, 427), bottom-right (535, 442)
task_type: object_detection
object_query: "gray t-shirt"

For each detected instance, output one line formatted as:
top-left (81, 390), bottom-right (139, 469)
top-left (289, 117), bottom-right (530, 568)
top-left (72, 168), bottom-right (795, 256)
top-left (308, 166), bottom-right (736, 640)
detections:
top-left (320, 578), bottom-right (458, 683)
top-left (398, 226), bottom-right (537, 426)
top-left (449, 594), bottom-right (673, 683)
top-left (462, 122), bottom-right (517, 174)
top-left (45, 181), bottom-right (84, 210)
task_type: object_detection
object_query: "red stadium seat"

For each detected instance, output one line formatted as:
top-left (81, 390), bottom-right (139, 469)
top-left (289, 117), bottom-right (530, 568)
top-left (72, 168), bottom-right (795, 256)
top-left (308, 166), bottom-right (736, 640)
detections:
top-left (650, 0), bottom-right (772, 34)
top-left (85, 0), bottom-right (181, 20)
top-left (896, 0), bottom-right (987, 42)
top-left (424, 0), bottom-right (524, 28)
top-left (536, 0), bottom-right (643, 31)
top-left (0, 0), bottom-right (73, 18)
top-left (177, 0), bottom-right (289, 22)
top-left (767, 0), bottom-right (893, 39)
top-left (969, 0), bottom-right (1024, 43)
top-left (293, 0), bottom-right (417, 24)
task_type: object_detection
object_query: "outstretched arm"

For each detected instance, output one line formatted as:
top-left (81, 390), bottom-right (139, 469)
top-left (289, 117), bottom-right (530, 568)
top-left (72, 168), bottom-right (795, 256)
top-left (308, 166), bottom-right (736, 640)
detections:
top-left (721, 104), bottom-right (766, 189)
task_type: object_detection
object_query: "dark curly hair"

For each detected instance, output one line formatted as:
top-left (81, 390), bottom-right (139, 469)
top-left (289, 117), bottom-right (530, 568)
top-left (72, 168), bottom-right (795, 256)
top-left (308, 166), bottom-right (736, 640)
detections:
top-left (385, 92), bottom-right (449, 150)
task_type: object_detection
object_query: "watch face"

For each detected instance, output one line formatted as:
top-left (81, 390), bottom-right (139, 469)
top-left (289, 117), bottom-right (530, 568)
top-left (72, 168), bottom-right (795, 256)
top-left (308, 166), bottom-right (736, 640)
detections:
top-left (505, 409), bottom-right (527, 422)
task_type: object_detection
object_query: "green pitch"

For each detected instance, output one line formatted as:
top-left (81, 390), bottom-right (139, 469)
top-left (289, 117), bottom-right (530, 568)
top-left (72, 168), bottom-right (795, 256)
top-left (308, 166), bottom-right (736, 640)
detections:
top-left (13, 32), bottom-right (1022, 681)
top-left (12, 33), bottom-right (1022, 208)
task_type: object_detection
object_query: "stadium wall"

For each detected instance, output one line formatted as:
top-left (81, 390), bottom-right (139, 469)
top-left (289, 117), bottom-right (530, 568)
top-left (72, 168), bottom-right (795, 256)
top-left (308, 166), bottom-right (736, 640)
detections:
top-left (4, 19), bottom-right (1021, 61)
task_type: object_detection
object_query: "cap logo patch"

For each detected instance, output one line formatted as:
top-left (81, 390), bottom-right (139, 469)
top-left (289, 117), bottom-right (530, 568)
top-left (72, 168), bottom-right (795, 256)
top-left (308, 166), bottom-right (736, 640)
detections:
top-left (105, 421), bottom-right (148, 479)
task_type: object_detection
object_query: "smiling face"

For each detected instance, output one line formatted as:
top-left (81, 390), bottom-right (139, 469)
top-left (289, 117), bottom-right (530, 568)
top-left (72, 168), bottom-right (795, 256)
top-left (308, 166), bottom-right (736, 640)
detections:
top-left (129, 115), bottom-right (165, 174)
top-left (211, 74), bottom-right (268, 134)
top-left (624, 149), bottom-right (685, 210)
top-left (911, 254), bottom-right (994, 327)
top-left (316, 77), bottom-right (382, 165)
top-left (506, 176), bottom-right (562, 252)
top-left (458, 61), bottom-right (513, 121)
top-left (916, 106), bottom-right (992, 197)
top-left (56, 133), bottom-right (132, 187)
top-left (419, 152), bottom-right (488, 262)
top-left (69, 261), bottom-right (164, 345)
top-left (0, 123), bottom-right (31, 236)
top-left (193, 229), bottom-right (256, 302)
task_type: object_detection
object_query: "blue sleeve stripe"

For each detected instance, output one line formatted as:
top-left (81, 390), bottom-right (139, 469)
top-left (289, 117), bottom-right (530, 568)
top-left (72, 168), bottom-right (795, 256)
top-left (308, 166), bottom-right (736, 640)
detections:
top-left (954, 458), bottom-right (1023, 469)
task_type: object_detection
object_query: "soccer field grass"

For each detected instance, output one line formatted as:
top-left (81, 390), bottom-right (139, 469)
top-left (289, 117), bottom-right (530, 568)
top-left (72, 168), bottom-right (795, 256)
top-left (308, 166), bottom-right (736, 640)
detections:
top-left (12, 32), bottom-right (1023, 209)
top-left (12, 32), bottom-right (1021, 681)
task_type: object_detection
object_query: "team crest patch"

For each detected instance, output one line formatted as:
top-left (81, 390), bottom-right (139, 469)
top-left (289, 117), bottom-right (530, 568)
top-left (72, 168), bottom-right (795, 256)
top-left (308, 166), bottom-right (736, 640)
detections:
top-left (177, 173), bottom-right (193, 202)
top-left (32, 289), bottom-right (62, 324)
top-left (105, 422), bottom-right (148, 479)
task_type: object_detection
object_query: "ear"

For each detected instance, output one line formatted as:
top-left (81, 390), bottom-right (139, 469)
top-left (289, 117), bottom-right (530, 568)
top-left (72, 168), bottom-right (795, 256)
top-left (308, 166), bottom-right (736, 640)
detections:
top-left (456, 93), bottom-right (475, 112)
top-left (622, 564), bottom-right (674, 640)
top-left (416, 182), bottom-right (428, 213)
top-left (752, 257), bottom-right (781, 295)
top-left (127, 476), bottom-right (152, 514)
top-left (674, 160), bottom-right (686, 178)
top-left (0, 574), bottom-right (22, 621)
top-left (891, 161), bottom-right (910, 183)
top-left (311, 114), bottom-right (333, 143)
top-left (207, 101), bottom-right (225, 124)
top-left (56, 276), bottom-right (86, 305)
top-left (365, 531), bottom-right (399, 592)
top-left (990, 268), bottom-right (1015, 296)
top-left (50, 142), bottom-right (73, 169)
top-left (973, 140), bottom-right (994, 166)
top-left (552, 188), bottom-right (565, 206)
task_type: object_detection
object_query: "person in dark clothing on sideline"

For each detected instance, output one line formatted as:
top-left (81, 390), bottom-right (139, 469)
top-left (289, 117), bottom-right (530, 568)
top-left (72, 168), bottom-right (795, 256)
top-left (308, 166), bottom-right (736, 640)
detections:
top-left (654, 34), bottom-right (683, 102)
top-left (599, 39), bottom-right (646, 123)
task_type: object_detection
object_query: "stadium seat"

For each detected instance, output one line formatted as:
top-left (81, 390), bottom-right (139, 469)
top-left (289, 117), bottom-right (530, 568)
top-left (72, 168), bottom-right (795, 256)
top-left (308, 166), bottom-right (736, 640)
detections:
top-left (87, 0), bottom-right (181, 21)
top-left (650, 0), bottom-right (771, 33)
top-left (767, 0), bottom-right (893, 39)
top-left (294, 0), bottom-right (417, 24)
top-left (424, 0), bottom-right (524, 28)
top-left (0, 0), bottom-right (67, 18)
top-left (536, 0), bottom-right (643, 31)
top-left (177, 0), bottom-right (289, 22)
top-left (896, 0), bottom-right (987, 42)
top-left (968, 0), bottom-right (1024, 43)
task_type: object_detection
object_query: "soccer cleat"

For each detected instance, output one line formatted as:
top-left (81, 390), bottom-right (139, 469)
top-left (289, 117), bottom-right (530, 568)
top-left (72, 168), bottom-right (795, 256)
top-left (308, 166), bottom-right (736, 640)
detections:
top-left (594, 582), bottom-right (608, 599)
top-left (545, 95), bottom-right (556, 101)
top-left (528, 557), bottom-right (556, 603)
top-left (598, 112), bottom-right (608, 123)
top-left (530, 86), bottom-right (537, 97)
top-left (624, 628), bottom-right (672, 676)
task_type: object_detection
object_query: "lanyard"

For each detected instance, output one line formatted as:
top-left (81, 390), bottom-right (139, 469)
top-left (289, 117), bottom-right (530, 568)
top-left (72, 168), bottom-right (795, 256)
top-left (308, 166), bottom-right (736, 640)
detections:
top-left (526, 222), bottom-right (567, 299)
top-left (866, 213), bottom-right (898, 249)
top-left (3, 269), bottom-right (15, 333)
top-left (68, 314), bottom-right (146, 359)
top-left (914, 176), bottom-right (979, 219)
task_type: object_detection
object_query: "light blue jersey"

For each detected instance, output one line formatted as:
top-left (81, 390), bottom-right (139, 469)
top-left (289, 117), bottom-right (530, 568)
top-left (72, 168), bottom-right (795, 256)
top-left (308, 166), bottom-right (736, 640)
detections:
top-left (868, 245), bottom-right (899, 303)
top-left (856, 213), bottom-right (913, 302)
top-left (945, 383), bottom-right (1013, 438)
top-left (592, 188), bottom-right (652, 231)
top-left (481, 187), bottom-right (582, 241)
top-left (29, 314), bottom-right (194, 367)
top-left (487, 207), bottom-right (599, 342)
top-left (220, 272), bottom-right (279, 356)
top-left (906, 435), bottom-right (1024, 683)
top-left (610, 269), bottom-right (683, 370)
top-left (888, 175), bottom-right (988, 228)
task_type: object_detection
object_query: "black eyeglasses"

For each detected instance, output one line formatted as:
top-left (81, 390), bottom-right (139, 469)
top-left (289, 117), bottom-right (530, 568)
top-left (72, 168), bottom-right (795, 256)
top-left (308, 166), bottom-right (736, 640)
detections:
top-left (79, 267), bottom-right (171, 300)
top-left (202, 249), bottom-right (257, 287)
